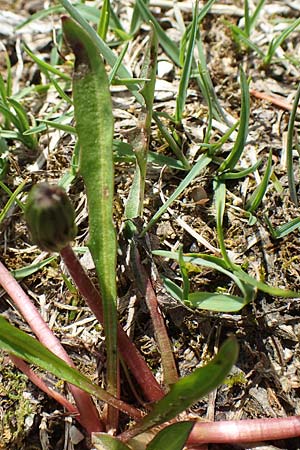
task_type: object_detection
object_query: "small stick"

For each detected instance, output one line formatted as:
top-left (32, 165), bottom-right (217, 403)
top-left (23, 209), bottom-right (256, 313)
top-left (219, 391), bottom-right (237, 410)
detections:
top-left (250, 88), bottom-right (299, 112)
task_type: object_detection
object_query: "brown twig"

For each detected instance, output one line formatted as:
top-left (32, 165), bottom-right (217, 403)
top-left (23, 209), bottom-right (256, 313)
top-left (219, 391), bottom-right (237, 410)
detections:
top-left (249, 88), bottom-right (299, 112)
top-left (0, 259), bottom-right (104, 434)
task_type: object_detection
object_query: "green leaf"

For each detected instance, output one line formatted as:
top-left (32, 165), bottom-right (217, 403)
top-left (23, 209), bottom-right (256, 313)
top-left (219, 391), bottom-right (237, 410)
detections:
top-left (286, 82), bottom-right (300, 205)
top-left (0, 316), bottom-right (137, 416)
top-left (11, 256), bottom-right (57, 280)
top-left (135, 0), bottom-right (180, 66)
top-left (219, 68), bottom-right (250, 173)
top-left (246, 151), bottom-right (273, 213)
top-left (175, 1), bottom-right (198, 124)
top-left (92, 433), bottom-right (131, 450)
top-left (214, 179), bottom-right (232, 267)
top-left (187, 292), bottom-right (246, 312)
top-left (142, 154), bottom-right (212, 234)
top-left (266, 215), bottom-right (300, 239)
top-left (125, 24), bottom-right (158, 219)
top-left (97, 0), bottom-right (110, 40)
top-left (0, 180), bottom-right (26, 225)
top-left (157, 251), bottom-right (255, 310)
top-left (62, 17), bottom-right (118, 400)
top-left (146, 421), bottom-right (194, 450)
top-left (22, 44), bottom-right (71, 81)
top-left (264, 18), bottom-right (300, 66)
top-left (128, 337), bottom-right (238, 437)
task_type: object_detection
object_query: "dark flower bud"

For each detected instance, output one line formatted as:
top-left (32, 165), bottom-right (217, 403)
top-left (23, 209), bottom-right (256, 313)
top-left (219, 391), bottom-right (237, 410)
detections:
top-left (25, 183), bottom-right (77, 252)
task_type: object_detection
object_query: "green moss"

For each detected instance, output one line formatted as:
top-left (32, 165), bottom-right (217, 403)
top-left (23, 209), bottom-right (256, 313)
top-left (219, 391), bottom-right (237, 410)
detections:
top-left (0, 356), bottom-right (36, 448)
top-left (224, 371), bottom-right (247, 387)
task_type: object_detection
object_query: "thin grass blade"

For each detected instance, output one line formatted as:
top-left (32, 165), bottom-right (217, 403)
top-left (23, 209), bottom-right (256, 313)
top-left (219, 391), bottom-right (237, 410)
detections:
top-left (135, 0), bottom-right (180, 66)
top-left (219, 68), bottom-right (250, 173)
top-left (125, 24), bottom-right (158, 218)
top-left (175, 1), bottom-right (198, 124)
top-left (264, 18), bottom-right (300, 66)
top-left (142, 154), bottom-right (212, 234)
top-left (246, 151), bottom-right (273, 213)
top-left (286, 82), bottom-right (300, 205)
top-left (97, 0), bottom-right (110, 40)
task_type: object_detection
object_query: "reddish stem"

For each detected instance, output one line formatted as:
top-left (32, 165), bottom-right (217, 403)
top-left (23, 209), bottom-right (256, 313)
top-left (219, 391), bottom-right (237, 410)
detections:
top-left (249, 88), bottom-right (297, 112)
top-left (132, 246), bottom-right (178, 386)
top-left (60, 245), bottom-right (164, 402)
top-left (10, 355), bottom-right (78, 415)
top-left (187, 416), bottom-right (300, 445)
top-left (0, 259), bottom-right (104, 434)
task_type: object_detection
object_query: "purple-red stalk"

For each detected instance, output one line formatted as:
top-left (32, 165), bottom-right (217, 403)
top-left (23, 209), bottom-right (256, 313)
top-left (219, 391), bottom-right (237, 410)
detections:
top-left (132, 246), bottom-right (178, 386)
top-left (187, 416), bottom-right (300, 445)
top-left (60, 245), bottom-right (164, 402)
top-left (10, 355), bottom-right (78, 415)
top-left (0, 259), bottom-right (104, 434)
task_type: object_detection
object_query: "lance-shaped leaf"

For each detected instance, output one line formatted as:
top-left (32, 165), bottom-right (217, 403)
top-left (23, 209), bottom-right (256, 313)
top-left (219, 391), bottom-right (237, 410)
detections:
top-left (0, 316), bottom-right (142, 420)
top-left (62, 17), bottom-right (118, 414)
top-left (122, 337), bottom-right (238, 440)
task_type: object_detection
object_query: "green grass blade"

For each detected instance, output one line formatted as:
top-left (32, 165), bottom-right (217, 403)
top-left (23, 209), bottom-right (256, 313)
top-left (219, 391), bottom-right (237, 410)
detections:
top-left (244, 0), bottom-right (250, 37)
top-left (22, 45), bottom-right (71, 81)
top-left (152, 111), bottom-right (189, 167)
top-left (0, 316), bottom-right (137, 416)
top-left (128, 337), bottom-right (238, 436)
top-left (62, 17), bottom-right (118, 406)
top-left (245, 151), bottom-right (272, 213)
top-left (178, 246), bottom-right (190, 301)
top-left (97, 0), bottom-right (110, 40)
top-left (175, 1), bottom-right (198, 124)
top-left (250, 0), bottom-right (266, 31)
top-left (7, 98), bottom-right (38, 149)
top-left (214, 179), bottom-right (232, 268)
top-left (220, 159), bottom-right (262, 180)
top-left (227, 22), bottom-right (265, 58)
top-left (108, 43), bottom-right (129, 84)
top-left (37, 120), bottom-right (76, 134)
top-left (93, 434), bottom-right (131, 450)
top-left (142, 154), bottom-right (212, 234)
top-left (125, 24), bottom-right (157, 218)
top-left (264, 18), bottom-right (300, 66)
top-left (135, 0), bottom-right (180, 66)
top-left (0, 180), bottom-right (26, 225)
top-left (266, 216), bottom-right (300, 239)
top-left (286, 82), bottom-right (300, 205)
top-left (11, 256), bottom-right (57, 280)
top-left (219, 68), bottom-right (250, 173)
top-left (146, 421), bottom-right (194, 450)
top-left (233, 266), bottom-right (299, 298)
top-left (58, 0), bottom-right (142, 101)
top-left (130, 0), bottom-right (149, 35)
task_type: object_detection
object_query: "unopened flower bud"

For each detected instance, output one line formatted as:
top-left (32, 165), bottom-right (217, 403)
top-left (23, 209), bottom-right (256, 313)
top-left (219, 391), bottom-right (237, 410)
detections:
top-left (25, 183), bottom-right (77, 252)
